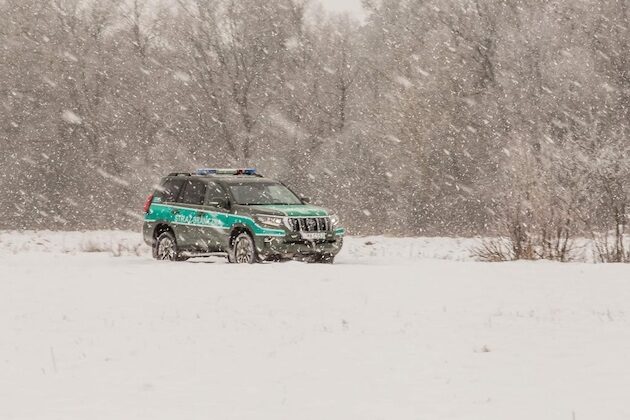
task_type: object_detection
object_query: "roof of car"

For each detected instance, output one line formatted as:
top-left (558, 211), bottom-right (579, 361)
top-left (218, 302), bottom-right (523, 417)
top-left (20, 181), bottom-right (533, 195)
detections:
top-left (199, 176), bottom-right (274, 184)
top-left (164, 174), bottom-right (276, 184)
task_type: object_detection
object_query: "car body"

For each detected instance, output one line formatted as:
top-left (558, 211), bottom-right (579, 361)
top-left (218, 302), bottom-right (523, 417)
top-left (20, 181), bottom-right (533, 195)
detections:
top-left (142, 169), bottom-right (345, 263)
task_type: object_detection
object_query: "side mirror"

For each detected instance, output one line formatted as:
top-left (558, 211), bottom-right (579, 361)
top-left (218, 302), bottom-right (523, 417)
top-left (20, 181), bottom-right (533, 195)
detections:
top-left (301, 196), bottom-right (311, 204)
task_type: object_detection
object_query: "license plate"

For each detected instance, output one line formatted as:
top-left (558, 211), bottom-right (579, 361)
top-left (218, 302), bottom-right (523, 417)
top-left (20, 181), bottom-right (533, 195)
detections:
top-left (301, 232), bottom-right (326, 241)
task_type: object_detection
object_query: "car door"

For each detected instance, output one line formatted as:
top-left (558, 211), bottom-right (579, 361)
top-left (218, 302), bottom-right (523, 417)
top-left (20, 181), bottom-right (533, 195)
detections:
top-left (199, 182), bottom-right (231, 251)
top-left (176, 179), bottom-right (208, 249)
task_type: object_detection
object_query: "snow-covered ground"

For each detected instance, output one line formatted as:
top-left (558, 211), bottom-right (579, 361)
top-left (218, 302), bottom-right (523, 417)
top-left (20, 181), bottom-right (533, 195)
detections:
top-left (0, 230), bottom-right (480, 260)
top-left (2, 231), bottom-right (630, 419)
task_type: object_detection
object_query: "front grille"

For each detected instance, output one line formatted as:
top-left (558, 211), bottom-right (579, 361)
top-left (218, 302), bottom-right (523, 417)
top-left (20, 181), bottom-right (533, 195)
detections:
top-left (288, 217), bottom-right (330, 232)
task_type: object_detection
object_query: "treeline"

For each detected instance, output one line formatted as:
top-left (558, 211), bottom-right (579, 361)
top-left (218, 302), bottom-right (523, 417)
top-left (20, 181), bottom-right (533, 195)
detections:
top-left (1, 0), bottom-right (629, 255)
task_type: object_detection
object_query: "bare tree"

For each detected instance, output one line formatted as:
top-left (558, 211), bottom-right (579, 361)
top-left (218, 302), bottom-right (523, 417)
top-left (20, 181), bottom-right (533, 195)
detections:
top-left (2, 0), bottom-right (630, 247)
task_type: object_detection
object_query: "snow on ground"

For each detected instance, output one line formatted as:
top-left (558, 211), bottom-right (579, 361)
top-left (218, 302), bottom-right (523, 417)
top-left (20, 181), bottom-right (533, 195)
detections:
top-left (0, 230), bottom-right (148, 256)
top-left (2, 231), bottom-right (630, 419)
top-left (0, 230), bottom-right (480, 260)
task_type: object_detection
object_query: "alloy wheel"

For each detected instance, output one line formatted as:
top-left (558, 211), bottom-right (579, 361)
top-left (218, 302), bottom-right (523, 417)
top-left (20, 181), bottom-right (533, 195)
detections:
top-left (235, 236), bottom-right (254, 263)
top-left (157, 236), bottom-right (176, 260)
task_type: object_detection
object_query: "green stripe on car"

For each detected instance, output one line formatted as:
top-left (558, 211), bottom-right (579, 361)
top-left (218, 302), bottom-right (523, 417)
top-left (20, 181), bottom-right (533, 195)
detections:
top-left (147, 203), bottom-right (287, 236)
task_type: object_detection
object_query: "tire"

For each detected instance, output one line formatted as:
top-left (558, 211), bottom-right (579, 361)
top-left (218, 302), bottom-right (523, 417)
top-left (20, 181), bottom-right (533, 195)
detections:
top-left (308, 254), bottom-right (335, 264)
top-left (153, 231), bottom-right (187, 261)
top-left (229, 232), bottom-right (258, 264)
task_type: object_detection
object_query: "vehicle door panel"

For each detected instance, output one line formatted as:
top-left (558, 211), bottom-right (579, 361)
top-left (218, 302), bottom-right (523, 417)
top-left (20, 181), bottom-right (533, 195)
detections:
top-left (199, 182), bottom-right (231, 252)
top-left (155, 178), bottom-right (187, 244)
top-left (176, 179), bottom-right (208, 249)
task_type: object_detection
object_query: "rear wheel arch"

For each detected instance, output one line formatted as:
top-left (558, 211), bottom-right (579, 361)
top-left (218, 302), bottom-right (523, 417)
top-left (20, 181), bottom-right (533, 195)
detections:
top-left (153, 223), bottom-right (174, 242)
top-left (152, 227), bottom-right (189, 261)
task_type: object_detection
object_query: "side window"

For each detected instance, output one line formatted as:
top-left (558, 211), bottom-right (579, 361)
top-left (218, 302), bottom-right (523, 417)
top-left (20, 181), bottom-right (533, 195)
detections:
top-left (180, 180), bottom-right (207, 206)
top-left (157, 179), bottom-right (185, 203)
top-left (206, 182), bottom-right (228, 206)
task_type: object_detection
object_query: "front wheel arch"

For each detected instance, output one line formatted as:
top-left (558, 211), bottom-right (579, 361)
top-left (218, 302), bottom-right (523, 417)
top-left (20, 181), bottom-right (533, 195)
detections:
top-left (228, 230), bottom-right (259, 264)
top-left (228, 224), bottom-right (256, 248)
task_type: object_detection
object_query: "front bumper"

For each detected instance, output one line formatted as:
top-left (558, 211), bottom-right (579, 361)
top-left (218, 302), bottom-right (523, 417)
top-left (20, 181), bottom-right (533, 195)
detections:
top-left (254, 231), bottom-right (343, 259)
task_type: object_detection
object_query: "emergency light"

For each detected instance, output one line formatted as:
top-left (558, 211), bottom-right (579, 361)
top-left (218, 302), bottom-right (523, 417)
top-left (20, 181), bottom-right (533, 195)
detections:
top-left (196, 168), bottom-right (257, 176)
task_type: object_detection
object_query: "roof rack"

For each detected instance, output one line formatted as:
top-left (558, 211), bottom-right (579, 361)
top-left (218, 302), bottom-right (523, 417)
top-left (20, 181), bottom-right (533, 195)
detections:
top-left (166, 169), bottom-right (263, 178)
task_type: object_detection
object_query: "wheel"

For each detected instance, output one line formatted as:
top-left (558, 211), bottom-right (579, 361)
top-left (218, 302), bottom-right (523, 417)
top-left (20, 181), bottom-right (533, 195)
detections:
top-left (229, 232), bottom-right (258, 264)
top-left (153, 231), bottom-right (187, 261)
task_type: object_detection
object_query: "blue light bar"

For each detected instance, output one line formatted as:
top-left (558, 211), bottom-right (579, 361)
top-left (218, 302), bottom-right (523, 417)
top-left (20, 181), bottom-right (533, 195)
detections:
top-left (195, 168), bottom-right (257, 176)
top-left (196, 168), bottom-right (218, 175)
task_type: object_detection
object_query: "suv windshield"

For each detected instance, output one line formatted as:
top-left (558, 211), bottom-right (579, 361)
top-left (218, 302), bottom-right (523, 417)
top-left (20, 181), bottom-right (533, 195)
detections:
top-left (228, 182), bottom-right (302, 205)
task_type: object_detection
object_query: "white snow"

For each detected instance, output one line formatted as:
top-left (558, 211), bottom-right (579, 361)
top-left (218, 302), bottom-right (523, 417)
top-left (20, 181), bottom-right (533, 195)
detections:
top-left (2, 231), bottom-right (630, 419)
top-left (394, 75), bottom-right (413, 89)
top-left (61, 110), bottom-right (82, 125)
top-left (173, 71), bottom-right (191, 83)
top-left (95, 168), bottom-right (131, 187)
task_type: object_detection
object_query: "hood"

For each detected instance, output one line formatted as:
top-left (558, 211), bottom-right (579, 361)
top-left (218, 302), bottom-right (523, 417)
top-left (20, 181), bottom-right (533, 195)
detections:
top-left (238, 204), bottom-right (329, 217)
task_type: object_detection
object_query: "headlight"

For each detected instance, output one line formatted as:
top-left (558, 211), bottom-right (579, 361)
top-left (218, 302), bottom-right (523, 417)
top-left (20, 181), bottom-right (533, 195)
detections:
top-left (329, 214), bottom-right (340, 228)
top-left (255, 215), bottom-right (285, 227)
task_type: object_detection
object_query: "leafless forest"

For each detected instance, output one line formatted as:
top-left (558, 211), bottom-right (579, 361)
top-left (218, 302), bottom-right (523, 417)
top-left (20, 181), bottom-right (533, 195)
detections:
top-left (1, 0), bottom-right (629, 256)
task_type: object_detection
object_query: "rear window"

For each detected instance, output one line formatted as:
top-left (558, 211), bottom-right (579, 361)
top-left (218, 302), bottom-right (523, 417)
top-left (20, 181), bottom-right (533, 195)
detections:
top-left (180, 180), bottom-right (207, 205)
top-left (157, 178), bottom-right (185, 202)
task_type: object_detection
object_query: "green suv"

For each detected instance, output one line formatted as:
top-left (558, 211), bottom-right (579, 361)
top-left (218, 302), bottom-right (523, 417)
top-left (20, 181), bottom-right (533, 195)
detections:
top-left (142, 168), bottom-right (345, 263)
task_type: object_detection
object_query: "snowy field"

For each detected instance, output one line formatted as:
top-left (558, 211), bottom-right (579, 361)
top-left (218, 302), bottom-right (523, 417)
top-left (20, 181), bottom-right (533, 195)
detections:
top-left (2, 231), bottom-right (630, 420)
